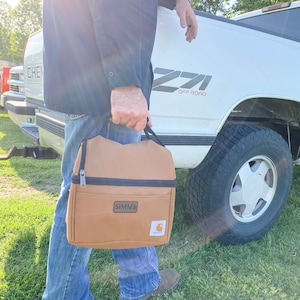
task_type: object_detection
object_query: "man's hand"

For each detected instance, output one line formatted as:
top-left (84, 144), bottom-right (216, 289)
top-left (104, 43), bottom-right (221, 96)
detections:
top-left (176, 0), bottom-right (198, 42)
top-left (110, 86), bottom-right (151, 132)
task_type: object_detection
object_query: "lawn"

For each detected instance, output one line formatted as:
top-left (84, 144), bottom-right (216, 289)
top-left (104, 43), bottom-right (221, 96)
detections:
top-left (0, 111), bottom-right (300, 299)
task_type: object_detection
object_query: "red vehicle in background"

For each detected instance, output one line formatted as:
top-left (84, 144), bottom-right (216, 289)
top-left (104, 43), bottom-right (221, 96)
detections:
top-left (1, 66), bottom-right (11, 94)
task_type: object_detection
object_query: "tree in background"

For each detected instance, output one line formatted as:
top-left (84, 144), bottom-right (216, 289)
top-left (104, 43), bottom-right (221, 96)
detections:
top-left (9, 0), bottom-right (42, 62)
top-left (0, 0), bottom-right (42, 63)
top-left (190, 0), bottom-right (230, 14)
top-left (0, 1), bottom-right (12, 61)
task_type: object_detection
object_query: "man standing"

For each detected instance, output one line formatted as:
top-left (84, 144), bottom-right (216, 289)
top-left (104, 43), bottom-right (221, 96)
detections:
top-left (42, 0), bottom-right (197, 299)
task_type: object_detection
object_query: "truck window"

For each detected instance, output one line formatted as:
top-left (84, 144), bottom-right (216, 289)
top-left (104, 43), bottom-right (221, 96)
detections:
top-left (237, 8), bottom-right (300, 41)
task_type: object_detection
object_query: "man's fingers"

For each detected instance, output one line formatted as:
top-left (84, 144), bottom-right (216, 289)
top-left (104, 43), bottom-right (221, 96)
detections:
top-left (111, 112), bottom-right (121, 125)
top-left (186, 24), bottom-right (197, 42)
top-left (134, 119), bottom-right (147, 132)
top-left (147, 113), bottom-right (153, 127)
top-left (111, 109), bottom-right (149, 131)
top-left (178, 11), bottom-right (187, 28)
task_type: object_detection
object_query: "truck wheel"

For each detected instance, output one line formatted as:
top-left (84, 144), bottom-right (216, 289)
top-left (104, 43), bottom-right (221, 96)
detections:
top-left (186, 124), bottom-right (293, 245)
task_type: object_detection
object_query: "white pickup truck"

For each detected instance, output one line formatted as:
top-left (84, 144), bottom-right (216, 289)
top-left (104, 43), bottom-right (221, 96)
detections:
top-left (3, 2), bottom-right (300, 245)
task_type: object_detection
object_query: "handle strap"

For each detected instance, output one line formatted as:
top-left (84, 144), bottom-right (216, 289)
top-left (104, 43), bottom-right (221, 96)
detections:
top-left (144, 125), bottom-right (165, 147)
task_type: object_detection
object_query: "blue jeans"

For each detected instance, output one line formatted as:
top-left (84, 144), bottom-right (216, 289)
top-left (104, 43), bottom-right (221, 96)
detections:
top-left (42, 114), bottom-right (160, 300)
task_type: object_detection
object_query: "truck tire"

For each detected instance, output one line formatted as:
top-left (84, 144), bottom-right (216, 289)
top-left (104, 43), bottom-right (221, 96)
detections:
top-left (186, 124), bottom-right (293, 245)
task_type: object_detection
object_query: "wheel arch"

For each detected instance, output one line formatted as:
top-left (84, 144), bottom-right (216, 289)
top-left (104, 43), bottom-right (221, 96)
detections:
top-left (221, 97), bottom-right (300, 161)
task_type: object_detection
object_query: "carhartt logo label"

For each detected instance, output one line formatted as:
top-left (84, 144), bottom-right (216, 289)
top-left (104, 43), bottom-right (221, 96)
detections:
top-left (113, 201), bottom-right (138, 213)
top-left (150, 220), bottom-right (166, 237)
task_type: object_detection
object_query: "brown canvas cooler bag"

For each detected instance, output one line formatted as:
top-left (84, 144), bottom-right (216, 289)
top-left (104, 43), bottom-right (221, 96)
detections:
top-left (66, 128), bottom-right (176, 249)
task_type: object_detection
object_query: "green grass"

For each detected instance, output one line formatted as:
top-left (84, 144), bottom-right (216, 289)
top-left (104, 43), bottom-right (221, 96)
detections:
top-left (1, 111), bottom-right (300, 299)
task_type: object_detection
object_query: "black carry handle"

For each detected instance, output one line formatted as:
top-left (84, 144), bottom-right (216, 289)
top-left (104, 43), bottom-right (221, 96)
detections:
top-left (144, 125), bottom-right (165, 147)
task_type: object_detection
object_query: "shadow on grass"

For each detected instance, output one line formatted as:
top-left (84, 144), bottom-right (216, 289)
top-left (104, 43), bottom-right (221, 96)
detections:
top-left (3, 227), bottom-right (127, 299)
top-left (2, 227), bottom-right (51, 299)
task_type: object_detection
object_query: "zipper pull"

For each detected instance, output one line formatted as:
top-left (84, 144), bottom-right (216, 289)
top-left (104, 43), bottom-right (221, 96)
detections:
top-left (80, 169), bottom-right (86, 187)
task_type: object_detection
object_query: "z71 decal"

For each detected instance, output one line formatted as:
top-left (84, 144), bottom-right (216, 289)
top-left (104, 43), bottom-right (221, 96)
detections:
top-left (152, 67), bottom-right (212, 95)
